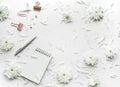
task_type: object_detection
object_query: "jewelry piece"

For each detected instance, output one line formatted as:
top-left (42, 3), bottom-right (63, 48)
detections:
top-left (11, 22), bottom-right (24, 31)
top-left (17, 9), bottom-right (31, 17)
top-left (33, 2), bottom-right (41, 11)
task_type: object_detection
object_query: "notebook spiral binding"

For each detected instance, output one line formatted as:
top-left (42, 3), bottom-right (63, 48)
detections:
top-left (35, 48), bottom-right (51, 57)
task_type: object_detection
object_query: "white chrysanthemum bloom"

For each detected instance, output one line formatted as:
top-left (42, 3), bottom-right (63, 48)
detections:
top-left (84, 54), bottom-right (97, 66)
top-left (88, 78), bottom-right (98, 87)
top-left (88, 6), bottom-right (104, 22)
top-left (104, 46), bottom-right (117, 60)
top-left (0, 39), bottom-right (14, 51)
top-left (56, 70), bottom-right (73, 84)
top-left (0, 6), bottom-right (9, 21)
top-left (3, 65), bottom-right (21, 80)
top-left (62, 14), bottom-right (72, 23)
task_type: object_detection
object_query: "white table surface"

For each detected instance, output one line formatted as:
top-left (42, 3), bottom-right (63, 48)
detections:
top-left (0, 0), bottom-right (120, 87)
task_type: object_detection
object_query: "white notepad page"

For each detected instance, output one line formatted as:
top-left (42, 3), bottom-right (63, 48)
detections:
top-left (20, 51), bottom-right (52, 84)
top-left (16, 37), bottom-right (52, 84)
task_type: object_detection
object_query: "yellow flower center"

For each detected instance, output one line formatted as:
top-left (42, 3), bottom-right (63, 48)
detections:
top-left (89, 56), bottom-right (93, 59)
top-left (5, 41), bottom-right (8, 44)
top-left (63, 73), bottom-right (66, 76)
top-left (0, 11), bottom-right (2, 14)
top-left (109, 50), bottom-right (112, 53)
top-left (94, 80), bottom-right (96, 83)
top-left (65, 15), bottom-right (70, 20)
top-left (95, 11), bottom-right (98, 13)
top-left (10, 68), bottom-right (14, 71)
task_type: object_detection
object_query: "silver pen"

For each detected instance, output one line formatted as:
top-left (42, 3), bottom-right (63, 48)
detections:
top-left (14, 36), bottom-right (37, 56)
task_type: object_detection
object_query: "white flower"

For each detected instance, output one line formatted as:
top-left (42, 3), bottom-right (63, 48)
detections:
top-left (0, 6), bottom-right (9, 21)
top-left (104, 47), bottom-right (117, 60)
top-left (88, 6), bottom-right (104, 22)
top-left (84, 54), bottom-right (97, 66)
top-left (56, 70), bottom-right (73, 84)
top-left (3, 65), bottom-right (21, 80)
top-left (0, 39), bottom-right (14, 51)
top-left (62, 14), bottom-right (72, 23)
top-left (88, 78), bottom-right (98, 87)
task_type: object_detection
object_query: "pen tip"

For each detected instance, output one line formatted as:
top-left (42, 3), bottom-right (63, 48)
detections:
top-left (14, 54), bottom-right (17, 56)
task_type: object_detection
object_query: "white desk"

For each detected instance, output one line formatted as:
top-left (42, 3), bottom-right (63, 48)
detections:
top-left (0, 0), bottom-right (120, 87)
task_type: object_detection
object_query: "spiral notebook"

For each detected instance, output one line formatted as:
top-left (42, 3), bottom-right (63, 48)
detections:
top-left (16, 38), bottom-right (52, 84)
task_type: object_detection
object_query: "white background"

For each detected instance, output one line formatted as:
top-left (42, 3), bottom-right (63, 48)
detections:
top-left (0, 0), bottom-right (120, 87)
